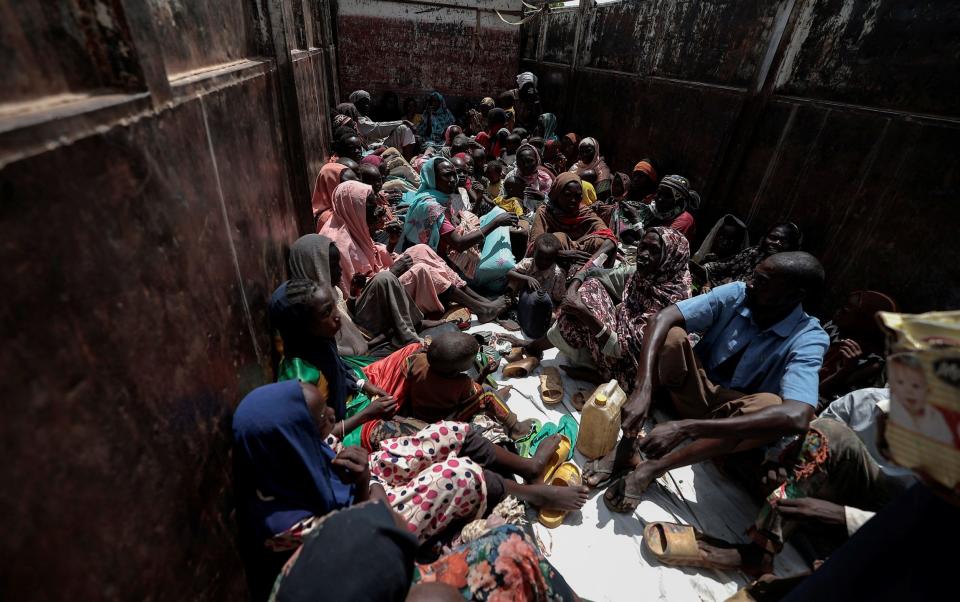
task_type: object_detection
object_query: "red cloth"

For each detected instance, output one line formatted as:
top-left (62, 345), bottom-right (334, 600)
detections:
top-left (361, 342), bottom-right (424, 410)
top-left (668, 211), bottom-right (696, 242)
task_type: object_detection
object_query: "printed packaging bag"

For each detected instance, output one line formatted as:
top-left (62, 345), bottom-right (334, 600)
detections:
top-left (878, 310), bottom-right (960, 489)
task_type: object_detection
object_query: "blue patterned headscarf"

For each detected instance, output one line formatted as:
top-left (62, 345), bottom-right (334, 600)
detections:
top-left (398, 157), bottom-right (455, 251)
top-left (417, 91), bottom-right (455, 146)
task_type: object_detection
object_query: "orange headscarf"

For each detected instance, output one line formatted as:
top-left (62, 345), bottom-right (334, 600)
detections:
top-left (633, 160), bottom-right (658, 183)
top-left (311, 162), bottom-right (347, 222)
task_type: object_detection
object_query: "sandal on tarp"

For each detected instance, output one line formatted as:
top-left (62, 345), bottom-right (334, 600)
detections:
top-left (539, 462), bottom-right (583, 529)
top-left (571, 389), bottom-right (588, 411)
top-left (539, 366), bottom-right (564, 404)
top-left (643, 522), bottom-right (702, 566)
top-left (442, 306), bottom-right (472, 329)
top-left (643, 522), bottom-right (744, 571)
top-left (504, 346), bottom-right (525, 363)
top-left (503, 356), bottom-right (540, 378)
top-left (536, 435), bottom-right (572, 483)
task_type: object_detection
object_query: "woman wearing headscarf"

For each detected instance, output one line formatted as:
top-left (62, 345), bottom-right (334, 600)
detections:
top-left (505, 143), bottom-right (554, 213)
top-left (536, 112), bottom-right (559, 143)
top-left (527, 173), bottom-right (617, 266)
top-left (703, 221), bottom-right (803, 289)
top-left (318, 180), bottom-right (481, 316)
top-left (465, 98), bottom-right (493, 136)
top-left (291, 229), bottom-right (427, 355)
top-left (541, 139), bottom-right (566, 176)
top-left (311, 162), bottom-right (357, 230)
top-left (552, 227), bottom-right (691, 387)
top-left (630, 159), bottom-right (659, 201)
top-left (417, 91), bottom-right (456, 148)
top-left (232, 378), bottom-right (487, 561)
top-left (268, 501), bottom-right (578, 602)
top-left (594, 172), bottom-right (632, 235)
top-left (559, 133), bottom-right (578, 171)
top-left (634, 174), bottom-right (700, 242)
top-left (399, 157), bottom-right (518, 302)
top-left (333, 102), bottom-right (363, 141)
top-left (692, 214), bottom-right (750, 264)
top-left (507, 71), bottom-right (542, 131)
top-left (568, 137), bottom-right (612, 195)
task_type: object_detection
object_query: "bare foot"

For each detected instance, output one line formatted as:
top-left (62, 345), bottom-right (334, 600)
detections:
top-left (475, 297), bottom-right (507, 323)
top-left (526, 434), bottom-right (562, 481)
top-left (603, 461), bottom-right (660, 513)
top-left (696, 542), bottom-right (774, 578)
top-left (512, 483), bottom-right (590, 511)
top-left (508, 418), bottom-right (535, 441)
top-left (583, 437), bottom-right (640, 488)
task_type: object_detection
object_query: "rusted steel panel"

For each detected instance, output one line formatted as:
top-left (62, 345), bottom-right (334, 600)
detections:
top-left (725, 100), bottom-right (960, 312)
top-left (542, 9), bottom-right (578, 65)
top-left (564, 70), bottom-right (744, 191)
top-left (0, 69), bottom-right (301, 600)
top-left (774, 0), bottom-right (960, 116)
top-left (294, 50), bottom-right (334, 187)
top-left (336, 1), bottom-right (520, 99)
top-left (147, 0), bottom-right (254, 76)
top-left (580, 1), bottom-right (780, 84)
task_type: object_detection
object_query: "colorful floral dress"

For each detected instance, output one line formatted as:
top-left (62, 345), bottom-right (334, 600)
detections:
top-left (414, 525), bottom-right (577, 601)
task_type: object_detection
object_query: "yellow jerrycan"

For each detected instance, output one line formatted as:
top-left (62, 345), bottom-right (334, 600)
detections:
top-left (576, 380), bottom-right (627, 459)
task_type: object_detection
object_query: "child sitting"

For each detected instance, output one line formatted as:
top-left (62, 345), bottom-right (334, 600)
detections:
top-left (507, 233), bottom-right (567, 339)
top-left (494, 173), bottom-right (527, 217)
top-left (484, 159), bottom-right (505, 199)
top-left (404, 331), bottom-right (531, 438)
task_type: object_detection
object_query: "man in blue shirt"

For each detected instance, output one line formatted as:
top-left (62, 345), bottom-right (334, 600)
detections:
top-left (596, 252), bottom-right (829, 513)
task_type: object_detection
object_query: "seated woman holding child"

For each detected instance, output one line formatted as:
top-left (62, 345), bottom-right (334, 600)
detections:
top-left (399, 157), bottom-right (519, 301)
top-left (527, 173), bottom-right (617, 268)
top-left (322, 179), bottom-right (505, 321)
top-left (511, 228), bottom-right (692, 392)
top-left (505, 143), bottom-right (554, 214)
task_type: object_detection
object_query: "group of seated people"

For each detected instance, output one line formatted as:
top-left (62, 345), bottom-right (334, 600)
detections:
top-left (233, 72), bottom-right (915, 601)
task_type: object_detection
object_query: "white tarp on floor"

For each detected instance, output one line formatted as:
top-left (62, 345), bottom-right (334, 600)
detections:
top-left (468, 322), bottom-right (809, 602)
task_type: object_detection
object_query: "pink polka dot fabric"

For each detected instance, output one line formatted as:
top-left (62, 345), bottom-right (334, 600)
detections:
top-left (369, 421), bottom-right (486, 543)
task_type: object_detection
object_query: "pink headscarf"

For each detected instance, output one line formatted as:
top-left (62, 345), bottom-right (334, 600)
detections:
top-left (569, 137), bottom-right (611, 182)
top-left (361, 154), bottom-right (383, 167)
top-left (318, 180), bottom-right (393, 294)
top-left (311, 162), bottom-right (347, 217)
top-left (508, 143), bottom-right (554, 194)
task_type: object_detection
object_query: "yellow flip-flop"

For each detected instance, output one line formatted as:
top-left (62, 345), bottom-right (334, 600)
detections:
top-left (538, 462), bottom-right (583, 529)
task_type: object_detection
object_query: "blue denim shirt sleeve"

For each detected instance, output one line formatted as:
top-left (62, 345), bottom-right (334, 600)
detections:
top-left (676, 282), bottom-right (743, 333)
top-left (780, 330), bottom-right (830, 406)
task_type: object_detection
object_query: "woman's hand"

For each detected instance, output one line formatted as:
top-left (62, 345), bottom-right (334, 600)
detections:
top-left (332, 447), bottom-right (370, 486)
top-left (492, 213), bottom-right (519, 228)
top-left (523, 275), bottom-right (542, 291)
top-left (363, 394), bottom-right (399, 419)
